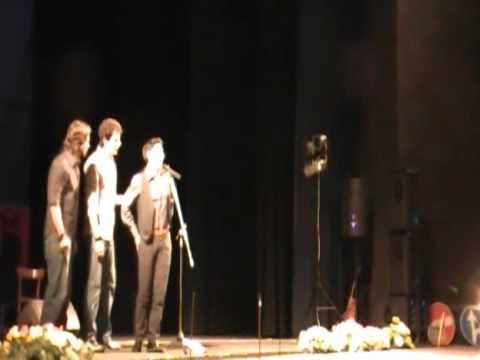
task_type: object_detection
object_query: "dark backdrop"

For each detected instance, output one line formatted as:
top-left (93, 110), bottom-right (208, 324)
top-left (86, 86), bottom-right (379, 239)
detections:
top-left (2, 0), bottom-right (480, 339)
top-left (28, 0), bottom-right (301, 336)
top-left (27, 0), bottom-right (354, 336)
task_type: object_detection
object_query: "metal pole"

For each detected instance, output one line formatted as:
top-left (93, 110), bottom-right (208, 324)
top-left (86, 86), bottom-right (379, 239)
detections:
top-left (178, 235), bottom-right (184, 341)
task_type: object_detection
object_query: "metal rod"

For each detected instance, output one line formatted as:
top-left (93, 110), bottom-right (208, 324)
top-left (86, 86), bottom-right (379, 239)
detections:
top-left (178, 235), bottom-right (184, 341)
top-left (190, 291), bottom-right (196, 338)
top-left (169, 177), bottom-right (194, 268)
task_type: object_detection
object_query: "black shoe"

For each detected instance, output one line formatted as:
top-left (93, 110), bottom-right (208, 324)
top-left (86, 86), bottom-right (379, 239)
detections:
top-left (86, 337), bottom-right (105, 353)
top-left (146, 340), bottom-right (165, 353)
top-left (132, 339), bottom-right (143, 352)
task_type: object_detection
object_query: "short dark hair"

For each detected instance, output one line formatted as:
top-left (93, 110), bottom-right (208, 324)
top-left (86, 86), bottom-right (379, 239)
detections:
top-left (142, 137), bottom-right (164, 161)
top-left (63, 119), bottom-right (91, 150)
top-left (98, 118), bottom-right (122, 144)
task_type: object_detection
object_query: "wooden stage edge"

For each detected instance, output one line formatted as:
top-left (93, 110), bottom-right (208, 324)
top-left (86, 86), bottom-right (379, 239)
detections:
top-left (93, 337), bottom-right (480, 360)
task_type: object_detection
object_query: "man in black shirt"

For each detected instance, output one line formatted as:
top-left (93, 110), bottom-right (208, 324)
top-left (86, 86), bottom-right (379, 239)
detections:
top-left (41, 120), bottom-right (91, 326)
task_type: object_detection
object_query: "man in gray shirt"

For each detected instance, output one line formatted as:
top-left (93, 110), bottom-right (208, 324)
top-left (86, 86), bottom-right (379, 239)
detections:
top-left (83, 118), bottom-right (122, 351)
top-left (41, 120), bottom-right (91, 326)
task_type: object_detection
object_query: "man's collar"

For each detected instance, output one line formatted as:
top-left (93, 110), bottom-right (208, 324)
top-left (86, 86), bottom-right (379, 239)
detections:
top-left (144, 166), bottom-right (166, 183)
top-left (96, 145), bottom-right (113, 160)
top-left (144, 169), bottom-right (157, 183)
top-left (63, 148), bottom-right (80, 166)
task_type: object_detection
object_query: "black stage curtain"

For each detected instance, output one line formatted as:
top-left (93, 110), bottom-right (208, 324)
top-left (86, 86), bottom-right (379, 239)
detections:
top-left (255, 122), bottom-right (295, 337)
top-left (184, 0), bottom-right (297, 336)
top-left (254, 0), bottom-right (297, 337)
top-left (30, 0), bottom-right (298, 336)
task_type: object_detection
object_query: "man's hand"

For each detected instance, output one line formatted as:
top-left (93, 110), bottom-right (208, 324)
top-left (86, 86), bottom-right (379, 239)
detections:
top-left (94, 239), bottom-right (105, 258)
top-left (134, 234), bottom-right (141, 252)
top-left (59, 234), bottom-right (72, 253)
top-left (178, 224), bottom-right (188, 239)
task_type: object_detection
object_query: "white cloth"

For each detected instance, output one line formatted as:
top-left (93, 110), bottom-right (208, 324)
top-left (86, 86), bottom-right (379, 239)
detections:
top-left (84, 146), bottom-right (118, 242)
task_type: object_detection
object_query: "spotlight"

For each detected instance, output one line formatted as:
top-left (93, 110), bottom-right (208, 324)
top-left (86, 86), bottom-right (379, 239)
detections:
top-left (304, 134), bottom-right (328, 177)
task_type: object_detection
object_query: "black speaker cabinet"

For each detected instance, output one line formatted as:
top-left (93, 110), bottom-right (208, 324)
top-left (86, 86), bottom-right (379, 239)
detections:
top-left (389, 231), bottom-right (412, 296)
top-left (342, 178), bottom-right (368, 238)
top-left (391, 170), bottom-right (418, 231)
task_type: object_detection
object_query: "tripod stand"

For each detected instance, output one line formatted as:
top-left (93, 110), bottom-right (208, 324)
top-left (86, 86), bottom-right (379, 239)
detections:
top-left (303, 135), bottom-right (339, 325)
top-left (309, 172), bottom-right (340, 326)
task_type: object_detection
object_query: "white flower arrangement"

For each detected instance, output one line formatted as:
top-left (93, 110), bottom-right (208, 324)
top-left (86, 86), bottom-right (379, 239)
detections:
top-left (298, 316), bottom-right (415, 353)
top-left (0, 324), bottom-right (93, 360)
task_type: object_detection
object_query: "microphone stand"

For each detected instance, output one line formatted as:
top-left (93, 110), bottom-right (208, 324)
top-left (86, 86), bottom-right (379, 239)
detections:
top-left (168, 176), bottom-right (202, 351)
top-left (311, 172), bottom-right (339, 325)
top-left (169, 176), bottom-right (194, 270)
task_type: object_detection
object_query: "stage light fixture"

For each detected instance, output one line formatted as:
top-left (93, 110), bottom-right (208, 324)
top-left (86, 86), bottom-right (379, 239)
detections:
top-left (304, 134), bottom-right (328, 177)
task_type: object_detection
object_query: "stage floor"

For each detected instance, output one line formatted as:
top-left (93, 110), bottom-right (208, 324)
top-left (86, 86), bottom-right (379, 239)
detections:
top-left (93, 337), bottom-right (480, 359)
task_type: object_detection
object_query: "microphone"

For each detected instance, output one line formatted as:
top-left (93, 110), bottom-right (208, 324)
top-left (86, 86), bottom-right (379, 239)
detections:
top-left (163, 164), bottom-right (182, 180)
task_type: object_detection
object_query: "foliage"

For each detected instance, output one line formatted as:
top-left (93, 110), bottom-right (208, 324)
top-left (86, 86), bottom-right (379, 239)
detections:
top-left (0, 324), bottom-right (93, 360)
top-left (298, 316), bottom-right (415, 353)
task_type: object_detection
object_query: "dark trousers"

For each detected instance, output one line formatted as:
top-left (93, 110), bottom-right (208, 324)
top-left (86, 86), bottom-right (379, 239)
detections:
top-left (84, 238), bottom-right (116, 342)
top-left (41, 235), bottom-right (73, 325)
top-left (135, 234), bottom-right (172, 341)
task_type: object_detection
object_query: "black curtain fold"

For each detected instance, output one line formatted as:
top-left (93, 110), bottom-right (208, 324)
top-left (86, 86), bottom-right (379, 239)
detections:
top-left (255, 127), bottom-right (294, 337)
